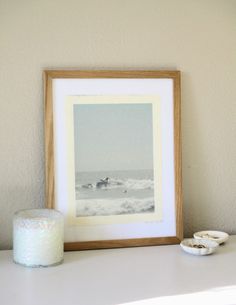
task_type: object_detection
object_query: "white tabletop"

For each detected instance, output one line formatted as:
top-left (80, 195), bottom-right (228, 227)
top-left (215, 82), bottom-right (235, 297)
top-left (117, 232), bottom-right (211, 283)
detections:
top-left (1, 236), bottom-right (236, 305)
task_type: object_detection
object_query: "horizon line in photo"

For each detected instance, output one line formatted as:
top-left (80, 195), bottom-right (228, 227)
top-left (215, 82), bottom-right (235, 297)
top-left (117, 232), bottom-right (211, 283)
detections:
top-left (75, 168), bottom-right (153, 173)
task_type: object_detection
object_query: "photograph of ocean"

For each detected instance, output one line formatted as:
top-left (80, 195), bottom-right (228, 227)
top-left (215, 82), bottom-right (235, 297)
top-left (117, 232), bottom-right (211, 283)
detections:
top-left (73, 102), bottom-right (155, 218)
top-left (75, 169), bottom-right (154, 217)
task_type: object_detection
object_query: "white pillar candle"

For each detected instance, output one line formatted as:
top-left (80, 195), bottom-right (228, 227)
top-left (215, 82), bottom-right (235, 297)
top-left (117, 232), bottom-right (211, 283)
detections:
top-left (13, 209), bottom-right (64, 267)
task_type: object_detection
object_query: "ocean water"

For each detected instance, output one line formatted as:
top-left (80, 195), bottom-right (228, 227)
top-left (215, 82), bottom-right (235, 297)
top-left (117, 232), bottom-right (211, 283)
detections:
top-left (75, 169), bottom-right (155, 217)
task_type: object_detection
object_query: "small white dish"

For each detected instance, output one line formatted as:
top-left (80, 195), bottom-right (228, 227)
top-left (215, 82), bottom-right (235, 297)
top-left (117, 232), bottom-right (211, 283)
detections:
top-left (180, 238), bottom-right (219, 256)
top-left (194, 230), bottom-right (229, 245)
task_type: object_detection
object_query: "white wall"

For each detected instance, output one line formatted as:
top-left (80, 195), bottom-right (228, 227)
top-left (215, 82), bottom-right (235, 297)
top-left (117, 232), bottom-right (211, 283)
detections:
top-left (0, 0), bottom-right (235, 249)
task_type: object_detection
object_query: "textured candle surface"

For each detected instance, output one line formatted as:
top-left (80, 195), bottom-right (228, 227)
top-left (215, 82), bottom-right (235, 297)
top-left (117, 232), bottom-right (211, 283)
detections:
top-left (13, 209), bottom-right (64, 267)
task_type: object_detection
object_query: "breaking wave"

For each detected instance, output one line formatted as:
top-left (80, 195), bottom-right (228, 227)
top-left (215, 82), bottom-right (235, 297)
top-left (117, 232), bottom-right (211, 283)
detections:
top-left (78, 178), bottom-right (154, 191)
top-left (76, 197), bottom-right (155, 217)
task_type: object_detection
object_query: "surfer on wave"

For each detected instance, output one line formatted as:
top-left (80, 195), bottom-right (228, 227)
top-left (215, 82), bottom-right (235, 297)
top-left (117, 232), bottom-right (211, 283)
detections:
top-left (96, 177), bottom-right (110, 188)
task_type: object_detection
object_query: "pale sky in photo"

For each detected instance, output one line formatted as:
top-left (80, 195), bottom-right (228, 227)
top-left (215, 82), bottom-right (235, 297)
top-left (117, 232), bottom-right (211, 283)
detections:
top-left (73, 103), bottom-right (154, 172)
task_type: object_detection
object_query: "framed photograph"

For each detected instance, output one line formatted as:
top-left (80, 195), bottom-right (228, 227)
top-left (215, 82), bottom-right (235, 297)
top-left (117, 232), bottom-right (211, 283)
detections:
top-left (44, 70), bottom-right (182, 250)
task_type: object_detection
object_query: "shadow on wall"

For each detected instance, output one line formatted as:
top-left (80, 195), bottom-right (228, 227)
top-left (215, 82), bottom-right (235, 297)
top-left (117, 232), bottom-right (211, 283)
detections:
top-left (181, 72), bottom-right (234, 238)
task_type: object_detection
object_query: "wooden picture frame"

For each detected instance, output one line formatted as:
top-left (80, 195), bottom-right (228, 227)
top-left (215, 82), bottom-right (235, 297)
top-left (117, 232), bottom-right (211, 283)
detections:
top-left (44, 70), bottom-right (183, 251)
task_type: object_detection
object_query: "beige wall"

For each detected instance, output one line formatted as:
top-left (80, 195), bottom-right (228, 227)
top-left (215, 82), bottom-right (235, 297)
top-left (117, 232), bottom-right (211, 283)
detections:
top-left (0, 0), bottom-right (235, 249)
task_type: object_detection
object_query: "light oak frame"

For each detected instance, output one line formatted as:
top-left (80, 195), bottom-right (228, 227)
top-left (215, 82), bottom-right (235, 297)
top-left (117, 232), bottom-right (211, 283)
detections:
top-left (44, 70), bottom-right (183, 251)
